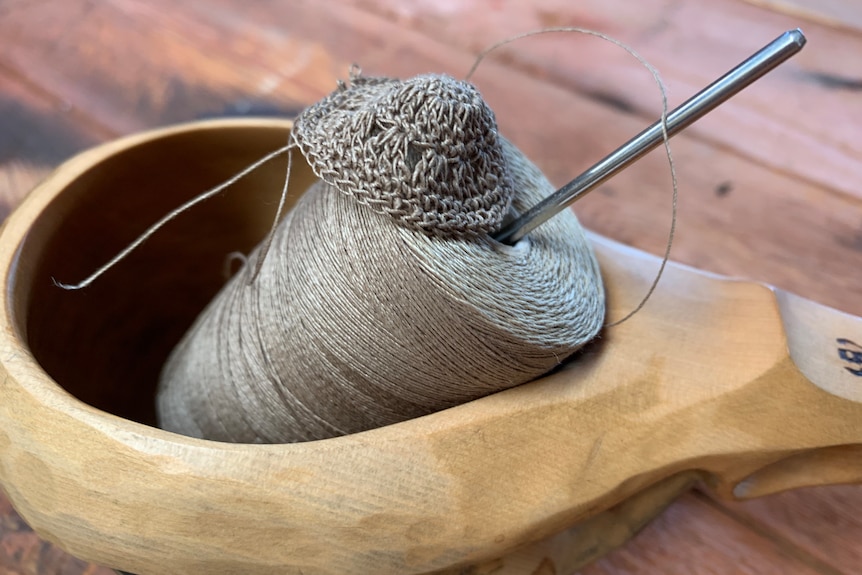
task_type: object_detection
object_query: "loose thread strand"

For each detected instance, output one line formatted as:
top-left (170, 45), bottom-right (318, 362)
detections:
top-left (54, 142), bottom-right (296, 290)
top-left (466, 27), bottom-right (677, 326)
top-left (249, 135), bottom-right (296, 284)
top-left (606, 134), bottom-right (677, 327)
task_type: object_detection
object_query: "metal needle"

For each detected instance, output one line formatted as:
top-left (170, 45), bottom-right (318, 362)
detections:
top-left (493, 28), bottom-right (807, 245)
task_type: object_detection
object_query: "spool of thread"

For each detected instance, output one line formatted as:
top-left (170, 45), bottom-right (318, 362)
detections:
top-left (156, 72), bottom-right (605, 443)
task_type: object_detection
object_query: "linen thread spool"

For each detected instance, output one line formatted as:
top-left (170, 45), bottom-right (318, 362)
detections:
top-left (156, 71), bottom-right (606, 443)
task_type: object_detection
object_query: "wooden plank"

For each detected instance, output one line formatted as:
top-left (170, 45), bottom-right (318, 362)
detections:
top-left (578, 492), bottom-right (836, 575)
top-left (713, 485), bottom-right (862, 572)
top-left (345, 0), bottom-right (862, 203)
top-left (743, 0), bottom-right (862, 32)
top-left (0, 65), bottom-right (105, 217)
top-left (0, 1), bottom-right (318, 134)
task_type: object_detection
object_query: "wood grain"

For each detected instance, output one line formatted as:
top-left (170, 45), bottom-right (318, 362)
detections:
top-left (0, 0), bottom-right (858, 573)
top-left (582, 491), bottom-right (838, 575)
top-left (743, 0), bottom-right (862, 32)
top-left (0, 68), bottom-right (104, 218)
top-left (716, 485), bottom-right (862, 572)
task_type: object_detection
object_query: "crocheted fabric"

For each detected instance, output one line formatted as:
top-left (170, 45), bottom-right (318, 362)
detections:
top-left (292, 69), bottom-right (514, 237)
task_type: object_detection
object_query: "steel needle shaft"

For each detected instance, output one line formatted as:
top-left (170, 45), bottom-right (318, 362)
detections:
top-left (493, 29), bottom-right (807, 245)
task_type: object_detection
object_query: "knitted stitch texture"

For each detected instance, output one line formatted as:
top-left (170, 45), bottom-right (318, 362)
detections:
top-left (292, 70), bottom-right (514, 237)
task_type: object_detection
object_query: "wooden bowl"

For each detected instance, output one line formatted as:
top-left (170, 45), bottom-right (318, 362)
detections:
top-left (0, 119), bottom-right (859, 575)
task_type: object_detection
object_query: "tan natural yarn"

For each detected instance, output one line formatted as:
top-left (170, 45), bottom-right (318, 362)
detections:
top-left (293, 71), bottom-right (514, 238)
top-left (156, 71), bottom-right (606, 443)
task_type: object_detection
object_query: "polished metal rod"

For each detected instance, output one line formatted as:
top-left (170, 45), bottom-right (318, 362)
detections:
top-left (493, 28), bottom-right (807, 245)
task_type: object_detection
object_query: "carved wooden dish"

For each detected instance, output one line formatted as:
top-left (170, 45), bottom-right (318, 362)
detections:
top-left (0, 119), bottom-right (859, 575)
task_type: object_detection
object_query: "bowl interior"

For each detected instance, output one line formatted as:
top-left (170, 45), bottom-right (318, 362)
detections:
top-left (11, 122), bottom-right (314, 425)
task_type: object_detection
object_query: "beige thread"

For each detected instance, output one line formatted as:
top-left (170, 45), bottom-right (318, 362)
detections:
top-left (156, 72), bottom-right (606, 443)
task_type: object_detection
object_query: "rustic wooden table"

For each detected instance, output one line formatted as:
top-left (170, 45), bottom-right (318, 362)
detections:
top-left (0, 1), bottom-right (860, 574)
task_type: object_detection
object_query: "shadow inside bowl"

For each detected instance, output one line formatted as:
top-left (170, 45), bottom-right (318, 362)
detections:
top-left (11, 122), bottom-right (313, 426)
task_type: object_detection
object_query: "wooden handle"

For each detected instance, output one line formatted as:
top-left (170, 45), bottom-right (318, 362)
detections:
top-left (731, 291), bottom-right (862, 498)
top-left (590, 233), bottom-right (862, 500)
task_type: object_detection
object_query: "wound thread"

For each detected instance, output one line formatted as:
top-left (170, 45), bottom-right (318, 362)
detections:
top-left (156, 73), bottom-right (605, 443)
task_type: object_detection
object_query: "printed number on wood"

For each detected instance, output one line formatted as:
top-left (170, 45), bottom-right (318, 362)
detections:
top-left (838, 339), bottom-right (862, 377)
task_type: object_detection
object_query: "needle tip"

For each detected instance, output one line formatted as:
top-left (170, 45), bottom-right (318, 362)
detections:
top-left (787, 28), bottom-right (807, 49)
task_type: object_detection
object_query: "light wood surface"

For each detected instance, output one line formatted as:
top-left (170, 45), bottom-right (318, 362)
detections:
top-left (0, 1), bottom-right (860, 574)
top-left (0, 120), bottom-right (859, 575)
